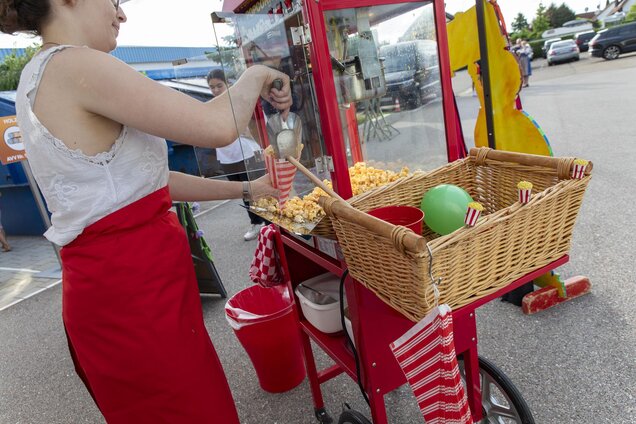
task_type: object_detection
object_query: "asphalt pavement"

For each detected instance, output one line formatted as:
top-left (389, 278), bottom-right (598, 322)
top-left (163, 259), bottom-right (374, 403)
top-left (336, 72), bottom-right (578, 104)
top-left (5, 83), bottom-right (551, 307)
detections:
top-left (1, 52), bottom-right (635, 423)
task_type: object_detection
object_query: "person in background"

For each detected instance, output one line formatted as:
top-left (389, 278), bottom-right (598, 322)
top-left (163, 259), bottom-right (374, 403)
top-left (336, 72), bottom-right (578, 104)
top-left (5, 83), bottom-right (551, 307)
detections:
top-left (0, 0), bottom-right (291, 422)
top-left (520, 40), bottom-right (532, 87)
top-left (514, 39), bottom-right (532, 88)
top-left (0, 193), bottom-right (10, 252)
top-left (207, 69), bottom-right (266, 241)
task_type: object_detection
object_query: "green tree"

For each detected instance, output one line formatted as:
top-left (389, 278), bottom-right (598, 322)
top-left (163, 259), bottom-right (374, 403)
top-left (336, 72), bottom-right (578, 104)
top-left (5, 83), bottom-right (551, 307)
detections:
top-left (552, 3), bottom-right (577, 27)
top-left (625, 4), bottom-right (636, 22)
top-left (531, 3), bottom-right (550, 38)
top-left (511, 13), bottom-right (530, 32)
top-left (545, 2), bottom-right (558, 27)
top-left (510, 28), bottom-right (532, 42)
top-left (206, 34), bottom-right (243, 79)
top-left (0, 45), bottom-right (39, 91)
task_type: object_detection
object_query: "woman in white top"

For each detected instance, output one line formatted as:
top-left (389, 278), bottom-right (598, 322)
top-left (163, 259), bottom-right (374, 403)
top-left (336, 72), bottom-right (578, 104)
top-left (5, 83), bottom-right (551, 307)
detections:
top-left (207, 69), bottom-right (265, 241)
top-left (1, 0), bottom-right (290, 423)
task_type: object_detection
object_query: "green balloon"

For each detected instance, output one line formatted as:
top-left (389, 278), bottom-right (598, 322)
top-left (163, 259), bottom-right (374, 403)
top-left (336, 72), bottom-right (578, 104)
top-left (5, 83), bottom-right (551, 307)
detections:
top-left (420, 184), bottom-right (473, 235)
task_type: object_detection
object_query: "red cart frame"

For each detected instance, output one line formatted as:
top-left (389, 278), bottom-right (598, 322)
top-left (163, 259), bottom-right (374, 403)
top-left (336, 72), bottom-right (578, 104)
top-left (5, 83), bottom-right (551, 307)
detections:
top-left (218, 0), bottom-right (556, 420)
top-left (276, 231), bottom-right (566, 422)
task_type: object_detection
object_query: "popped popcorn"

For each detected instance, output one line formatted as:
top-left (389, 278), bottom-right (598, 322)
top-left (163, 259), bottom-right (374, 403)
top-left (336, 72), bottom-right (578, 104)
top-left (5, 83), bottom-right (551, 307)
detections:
top-left (252, 163), bottom-right (410, 234)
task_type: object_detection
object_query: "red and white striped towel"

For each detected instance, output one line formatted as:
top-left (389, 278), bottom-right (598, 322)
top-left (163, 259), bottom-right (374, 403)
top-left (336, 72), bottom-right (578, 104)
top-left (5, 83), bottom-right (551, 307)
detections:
top-left (265, 154), bottom-right (297, 207)
top-left (390, 305), bottom-right (473, 424)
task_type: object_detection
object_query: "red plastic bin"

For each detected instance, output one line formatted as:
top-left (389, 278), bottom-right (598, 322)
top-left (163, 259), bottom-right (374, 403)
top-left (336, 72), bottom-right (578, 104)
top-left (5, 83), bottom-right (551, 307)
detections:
top-left (225, 284), bottom-right (306, 393)
top-left (368, 205), bottom-right (424, 235)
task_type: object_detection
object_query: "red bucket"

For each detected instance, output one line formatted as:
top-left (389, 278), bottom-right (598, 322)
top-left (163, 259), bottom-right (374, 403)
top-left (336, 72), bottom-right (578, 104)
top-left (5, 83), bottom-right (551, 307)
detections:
top-left (368, 205), bottom-right (424, 235)
top-left (225, 285), bottom-right (306, 393)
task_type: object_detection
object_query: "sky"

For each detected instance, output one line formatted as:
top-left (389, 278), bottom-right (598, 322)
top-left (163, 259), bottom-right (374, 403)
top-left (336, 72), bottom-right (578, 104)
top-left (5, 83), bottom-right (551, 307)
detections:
top-left (0, 0), bottom-right (604, 49)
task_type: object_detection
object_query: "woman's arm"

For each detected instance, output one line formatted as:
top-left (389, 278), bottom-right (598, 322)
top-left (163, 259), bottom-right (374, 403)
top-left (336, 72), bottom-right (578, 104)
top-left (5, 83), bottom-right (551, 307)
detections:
top-left (47, 48), bottom-right (291, 149)
top-left (168, 171), bottom-right (279, 202)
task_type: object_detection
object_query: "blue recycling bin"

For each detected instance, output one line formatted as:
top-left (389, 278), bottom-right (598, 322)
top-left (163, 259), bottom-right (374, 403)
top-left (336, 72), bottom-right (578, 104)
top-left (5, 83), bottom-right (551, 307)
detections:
top-left (1, 92), bottom-right (47, 235)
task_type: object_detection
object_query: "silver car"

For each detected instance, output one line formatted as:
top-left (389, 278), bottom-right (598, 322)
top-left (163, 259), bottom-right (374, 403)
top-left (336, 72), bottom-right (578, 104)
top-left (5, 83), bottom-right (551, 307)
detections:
top-left (547, 40), bottom-right (580, 65)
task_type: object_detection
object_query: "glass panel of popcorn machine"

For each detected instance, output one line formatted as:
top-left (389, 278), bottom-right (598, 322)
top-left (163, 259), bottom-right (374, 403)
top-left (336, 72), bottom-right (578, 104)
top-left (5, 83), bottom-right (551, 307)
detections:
top-left (209, 11), bottom-right (331, 235)
top-left (324, 2), bottom-right (448, 195)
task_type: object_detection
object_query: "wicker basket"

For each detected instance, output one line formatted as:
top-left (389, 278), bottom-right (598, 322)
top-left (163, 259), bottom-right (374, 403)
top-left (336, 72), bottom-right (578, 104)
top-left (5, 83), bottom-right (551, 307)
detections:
top-left (318, 148), bottom-right (593, 322)
top-left (310, 216), bottom-right (338, 239)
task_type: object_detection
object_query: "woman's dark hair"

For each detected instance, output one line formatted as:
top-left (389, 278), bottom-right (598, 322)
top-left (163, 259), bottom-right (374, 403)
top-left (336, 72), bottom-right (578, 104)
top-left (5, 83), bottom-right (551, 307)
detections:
top-left (0, 0), bottom-right (51, 35)
top-left (206, 68), bottom-right (226, 84)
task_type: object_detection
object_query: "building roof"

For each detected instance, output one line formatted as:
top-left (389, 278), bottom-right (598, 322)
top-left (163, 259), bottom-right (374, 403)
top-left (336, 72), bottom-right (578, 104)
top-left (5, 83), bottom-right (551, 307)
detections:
top-left (575, 12), bottom-right (597, 20)
top-left (0, 45), bottom-right (216, 65)
top-left (111, 46), bottom-right (216, 64)
top-left (597, 0), bottom-right (636, 19)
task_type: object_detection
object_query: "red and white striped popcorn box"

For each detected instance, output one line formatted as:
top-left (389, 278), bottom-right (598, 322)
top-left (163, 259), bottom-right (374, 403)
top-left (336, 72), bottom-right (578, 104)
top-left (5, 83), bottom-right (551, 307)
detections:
top-left (464, 202), bottom-right (484, 227)
top-left (517, 181), bottom-right (533, 204)
top-left (571, 159), bottom-right (589, 179)
top-left (264, 153), bottom-right (297, 208)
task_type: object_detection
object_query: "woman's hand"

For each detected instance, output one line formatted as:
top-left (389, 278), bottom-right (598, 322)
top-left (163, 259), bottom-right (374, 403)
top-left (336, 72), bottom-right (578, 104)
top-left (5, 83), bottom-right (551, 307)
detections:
top-left (250, 174), bottom-right (280, 200)
top-left (257, 66), bottom-right (292, 113)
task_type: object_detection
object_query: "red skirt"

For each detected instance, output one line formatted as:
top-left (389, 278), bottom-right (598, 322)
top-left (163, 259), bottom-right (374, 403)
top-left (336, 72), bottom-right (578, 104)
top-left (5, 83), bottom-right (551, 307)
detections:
top-left (61, 187), bottom-right (240, 424)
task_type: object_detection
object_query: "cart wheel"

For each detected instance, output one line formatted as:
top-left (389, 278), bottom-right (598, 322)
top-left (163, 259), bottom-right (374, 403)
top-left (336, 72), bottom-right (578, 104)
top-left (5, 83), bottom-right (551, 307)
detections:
top-left (314, 407), bottom-right (334, 423)
top-left (337, 404), bottom-right (372, 424)
top-left (459, 356), bottom-right (535, 424)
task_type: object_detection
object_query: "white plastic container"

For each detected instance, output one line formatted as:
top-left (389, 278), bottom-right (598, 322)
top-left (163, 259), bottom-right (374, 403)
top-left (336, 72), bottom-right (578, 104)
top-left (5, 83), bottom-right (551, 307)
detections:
top-left (295, 273), bottom-right (343, 334)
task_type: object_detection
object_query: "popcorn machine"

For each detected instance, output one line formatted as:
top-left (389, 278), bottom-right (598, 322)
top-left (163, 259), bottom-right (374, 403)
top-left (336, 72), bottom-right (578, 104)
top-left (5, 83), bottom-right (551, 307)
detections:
top-left (210, 0), bottom-right (464, 230)
top-left (197, 0), bottom-right (578, 422)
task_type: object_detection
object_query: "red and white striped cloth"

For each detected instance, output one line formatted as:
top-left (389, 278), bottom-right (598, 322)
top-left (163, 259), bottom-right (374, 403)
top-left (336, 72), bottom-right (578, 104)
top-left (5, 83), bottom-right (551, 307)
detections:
top-left (249, 224), bottom-right (283, 288)
top-left (390, 305), bottom-right (473, 424)
top-left (265, 154), bottom-right (297, 207)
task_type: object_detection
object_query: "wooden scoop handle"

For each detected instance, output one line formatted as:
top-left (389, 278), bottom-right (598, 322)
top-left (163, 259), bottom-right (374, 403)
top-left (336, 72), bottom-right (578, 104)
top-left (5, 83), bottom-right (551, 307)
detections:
top-left (285, 155), bottom-right (347, 203)
top-left (317, 196), bottom-right (427, 253)
top-left (286, 155), bottom-right (426, 253)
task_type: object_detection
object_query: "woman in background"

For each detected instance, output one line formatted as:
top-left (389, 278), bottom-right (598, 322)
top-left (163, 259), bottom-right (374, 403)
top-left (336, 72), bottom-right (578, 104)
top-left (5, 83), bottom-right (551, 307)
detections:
top-left (515, 39), bottom-right (533, 88)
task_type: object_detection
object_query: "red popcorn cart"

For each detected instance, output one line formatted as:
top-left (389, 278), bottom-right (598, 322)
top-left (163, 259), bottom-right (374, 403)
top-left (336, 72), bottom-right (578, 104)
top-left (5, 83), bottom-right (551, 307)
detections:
top-left (175, 0), bottom-right (594, 422)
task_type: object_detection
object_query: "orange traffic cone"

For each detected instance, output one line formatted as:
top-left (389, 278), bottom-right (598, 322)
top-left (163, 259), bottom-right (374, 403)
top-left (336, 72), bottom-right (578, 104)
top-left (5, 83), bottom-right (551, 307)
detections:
top-left (394, 98), bottom-right (401, 112)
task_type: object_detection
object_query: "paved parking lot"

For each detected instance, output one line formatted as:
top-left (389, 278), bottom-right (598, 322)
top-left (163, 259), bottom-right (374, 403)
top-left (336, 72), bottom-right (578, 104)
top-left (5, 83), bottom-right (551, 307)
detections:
top-left (0, 237), bottom-right (60, 311)
top-left (1, 52), bottom-right (635, 423)
top-left (529, 52), bottom-right (636, 81)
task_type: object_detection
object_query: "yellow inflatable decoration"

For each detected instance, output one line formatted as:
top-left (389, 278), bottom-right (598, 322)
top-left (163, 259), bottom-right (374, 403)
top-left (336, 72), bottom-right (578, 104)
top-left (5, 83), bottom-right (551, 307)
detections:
top-left (447, 1), bottom-right (551, 156)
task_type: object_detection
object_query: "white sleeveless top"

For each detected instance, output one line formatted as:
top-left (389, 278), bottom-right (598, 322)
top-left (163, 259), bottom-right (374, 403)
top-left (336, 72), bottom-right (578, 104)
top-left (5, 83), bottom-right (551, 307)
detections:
top-left (16, 45), bottom-right (169, 246)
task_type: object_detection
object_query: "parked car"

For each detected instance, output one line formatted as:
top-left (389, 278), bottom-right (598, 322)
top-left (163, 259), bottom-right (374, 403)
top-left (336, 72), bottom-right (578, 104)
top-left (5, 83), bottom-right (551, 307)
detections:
top-left (541, 38), bottom-right (562, 58)
top-left (378, 40), bottom-right (441, 110)
top-left (589, 22), bottom-right (636, 60)
top-left (547, 40), bottom-right (580, 65)
top-left (573, 30), bottom-right (596, 52)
